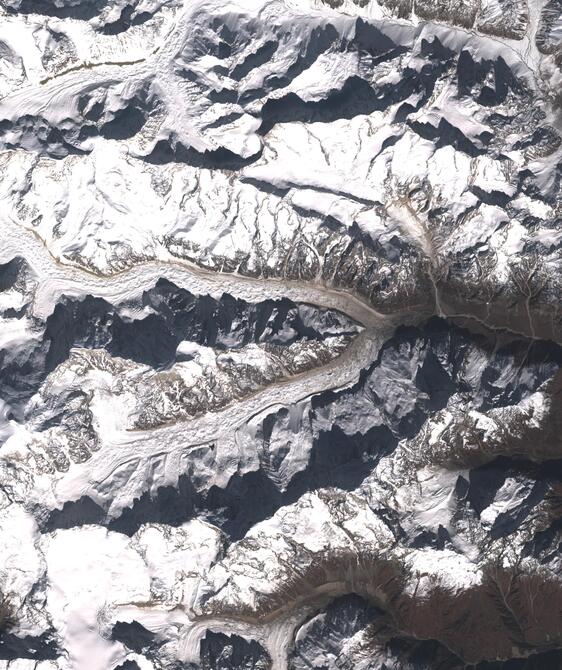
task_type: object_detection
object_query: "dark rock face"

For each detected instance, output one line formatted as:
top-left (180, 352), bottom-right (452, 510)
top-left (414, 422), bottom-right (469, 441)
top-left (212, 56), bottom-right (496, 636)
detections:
top-left (200, 631), bottom-right (271, 670)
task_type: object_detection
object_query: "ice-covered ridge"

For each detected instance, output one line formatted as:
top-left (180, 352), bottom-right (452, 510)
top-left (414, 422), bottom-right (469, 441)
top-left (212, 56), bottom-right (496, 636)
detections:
top-left (0, 0), bottom-right (559, 342)
top-left (0, 260), bottom-right (364, 501)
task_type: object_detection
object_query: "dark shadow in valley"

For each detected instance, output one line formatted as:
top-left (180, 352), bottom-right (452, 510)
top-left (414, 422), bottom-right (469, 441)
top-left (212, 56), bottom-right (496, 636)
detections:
top-left (258, 38), bottom-right (453, 135)
top-left (0, 116), bottom-right (88, 160)
top-left (460, 457), bottom-right (562, 553)
top-left (110, 623), bottom-right (269, 670)
top-left (0, 632), bottom-right (59, 661)
top-left (43, 319), bottom-right (562, 545)
top-left (4, 0), bottom-right (154, 33)
top-left (199, 631), bottom-right (270, 670)
top-left (0, 277), bottom-right (356, 428)
top-left (2, 0), bottom-right (107, 20)
top-left (144, 140), bottom-right (261, 170)
top-left (102, 5), bottom-right (152, 35)
top-left (43, 496), bottom-right (107, 532)
top-left (111, 621), bottom-right (158, 656)
top-left (456, 51), bottom-right (527, 107)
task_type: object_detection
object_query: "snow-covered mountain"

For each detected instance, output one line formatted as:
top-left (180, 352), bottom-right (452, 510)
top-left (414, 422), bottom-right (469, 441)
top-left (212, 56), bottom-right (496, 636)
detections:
top-left (0, 0), bottom-right (560, 668)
